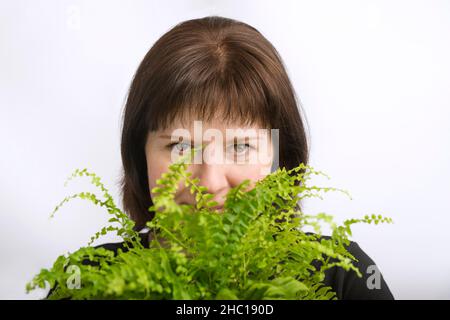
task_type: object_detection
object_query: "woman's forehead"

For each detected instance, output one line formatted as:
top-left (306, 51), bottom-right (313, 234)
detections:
top-left (149, 118), bottom-right (273, 145)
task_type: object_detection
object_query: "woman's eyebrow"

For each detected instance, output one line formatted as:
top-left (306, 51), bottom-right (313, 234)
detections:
top-left (158, 134), bottom-right (190, 140)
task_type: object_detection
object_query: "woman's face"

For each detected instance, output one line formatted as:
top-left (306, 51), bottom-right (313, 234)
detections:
top-left (145, 116), bottom-right (274, 211)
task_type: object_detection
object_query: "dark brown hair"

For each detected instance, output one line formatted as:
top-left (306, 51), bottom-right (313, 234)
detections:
top-left (119, 16), bottom-right (310, 230)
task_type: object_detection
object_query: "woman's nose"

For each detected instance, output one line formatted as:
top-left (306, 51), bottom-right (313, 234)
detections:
top-left (191, 163), bottom-right (229, 200)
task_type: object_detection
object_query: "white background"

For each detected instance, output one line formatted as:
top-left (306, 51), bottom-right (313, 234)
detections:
top-left (1, 0), bottom-right (449, 299)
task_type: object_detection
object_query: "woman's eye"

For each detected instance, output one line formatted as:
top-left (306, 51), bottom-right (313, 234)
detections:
top-left (169, 142), bottom-right (191, 152)
top-left (233, 143), bottom-right (251, 154)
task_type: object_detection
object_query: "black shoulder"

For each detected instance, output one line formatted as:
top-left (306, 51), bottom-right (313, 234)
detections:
top-left (93, 241), bottom-right (128, 255)
top-left (322, 240), bottom-right (395, 300)
top-left (93, 231), bottom-right (150, 255)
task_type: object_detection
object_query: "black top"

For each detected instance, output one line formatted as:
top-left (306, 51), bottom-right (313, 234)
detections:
top-left (315, 237), bottom-right (395, 300)
top-left (48, 231), bottom-right (395, 300)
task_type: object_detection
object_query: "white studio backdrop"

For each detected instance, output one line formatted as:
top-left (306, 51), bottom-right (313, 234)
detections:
top-left (1, 0), bottom-right (449, 300)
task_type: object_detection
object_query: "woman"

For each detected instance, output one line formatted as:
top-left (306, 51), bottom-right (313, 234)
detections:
top-left (86, 16), bottom-right (394, 300)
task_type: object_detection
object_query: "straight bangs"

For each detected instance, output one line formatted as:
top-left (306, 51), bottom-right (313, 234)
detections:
top-left (143, 50), bottom-right (275, 133)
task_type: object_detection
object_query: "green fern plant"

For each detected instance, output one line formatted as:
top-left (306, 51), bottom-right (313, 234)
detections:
top-left (26, 147), bottom-right (393, 300)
